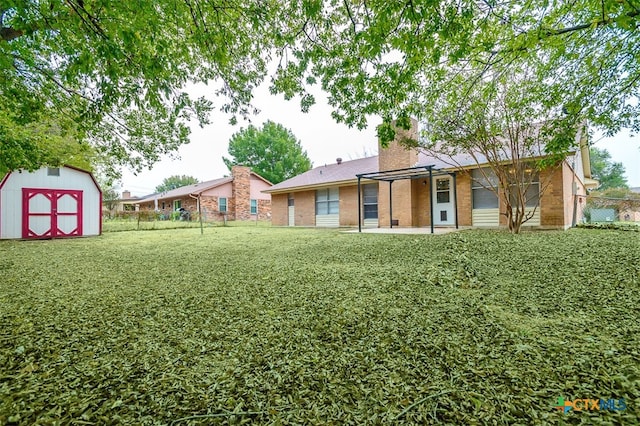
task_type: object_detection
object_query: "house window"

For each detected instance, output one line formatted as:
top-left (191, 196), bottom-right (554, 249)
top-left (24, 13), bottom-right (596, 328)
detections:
top-left (509, 173), bottom-right (540, 208)
top-left (161, 202), bottom-right (165, 210)
top-left (288, 194), bottom-right (294, 206)
top-left (363, 183), bottom-right (378, 219)
top-left (47, 167), bottom-right (60, 176)
top-left (219, 197), bottom-right (227, 213)
top-left (471, 168), bottom-right (499, 209)
top-left (173, 200), bottom-right (181, 210)
top-left (123, 204), bottom-right (135, 211)
top-left (436, 178), bottom-right (450, 203)
top-left (250, 199), bottom-right (258, 215)
top-left (316, 188), bottom-right (339, 215)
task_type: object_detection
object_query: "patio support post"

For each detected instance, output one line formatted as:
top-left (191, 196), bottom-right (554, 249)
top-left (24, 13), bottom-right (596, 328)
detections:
top-left (452, 172), bottom-right (459, 229)
top-left (198, 195), bottom-right (204, 235)
top-left (389, 180), bottom-right (394, 228)
top-left (357, 176), bottom-right (362, 232)
top-left (429, 168), bottom-right (434, 234)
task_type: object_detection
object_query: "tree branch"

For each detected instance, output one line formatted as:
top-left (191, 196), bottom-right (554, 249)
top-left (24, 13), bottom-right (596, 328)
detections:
top-left (1, 26), bottom-right (23, 41)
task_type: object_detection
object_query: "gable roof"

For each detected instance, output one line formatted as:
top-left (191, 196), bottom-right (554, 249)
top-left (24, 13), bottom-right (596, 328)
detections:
top-left (265, 156), bottom-right (379, 193)
top-left (134, 169), bottom-right (273, 203)
top-left (265, 125), bottom-right (586, 194)
top-left (0, 165), bottom-right (102, 194)
top-left (265, 152), bottom-right (488, 193)
top-left (136, 177), bottom-right (232, 203)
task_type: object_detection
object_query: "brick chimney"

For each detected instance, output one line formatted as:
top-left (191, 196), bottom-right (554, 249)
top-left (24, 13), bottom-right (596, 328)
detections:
top-left (378, 118), bottom-right (419, 171)
top-left (231, 165), bottom-right (251, 221)
top-left (378, 118), bottom-right (419, 227)
top-left (122, 190), bottom-right (131, 199)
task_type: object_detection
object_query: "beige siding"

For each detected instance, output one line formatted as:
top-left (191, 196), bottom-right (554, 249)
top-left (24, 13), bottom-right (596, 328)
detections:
top-left (522, 208), bottom-right (541, 227)
top-left (363, 218), bottom-right (379, 228)
top-left (472, 208), bottom-right (500, 227)
top-left (316, 214), bottom-right (339, 227)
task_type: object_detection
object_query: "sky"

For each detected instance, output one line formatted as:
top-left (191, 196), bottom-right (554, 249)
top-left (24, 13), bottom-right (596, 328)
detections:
top-left (119, 84), bottom-right (640, 196)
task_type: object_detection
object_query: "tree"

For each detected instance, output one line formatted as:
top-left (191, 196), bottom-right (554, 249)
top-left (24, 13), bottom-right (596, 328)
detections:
top-left (101, 187), bottom-right (120, 219)
top-left (590, 148), bottom-right (628, 190)
top-left (1, 1), bottom-right (285, 178)
top-left (223, 121), bottom-right (312, 184)
top-left (155, 175), bottom-right (198, 193)
top-left (273, 1), bottom-right (640, 149)
top-left (419, 68), bottom-right (573, 234)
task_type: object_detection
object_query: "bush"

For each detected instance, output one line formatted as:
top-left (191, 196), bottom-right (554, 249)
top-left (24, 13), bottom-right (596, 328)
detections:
top-left (576, 222), bottom-right (639, 231)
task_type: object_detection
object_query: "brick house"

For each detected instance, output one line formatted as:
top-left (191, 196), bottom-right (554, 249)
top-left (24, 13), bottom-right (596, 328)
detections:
top-left (264, 122), bottom-right (597, 230)
top-left (135, 166), bottom-right (272, 221)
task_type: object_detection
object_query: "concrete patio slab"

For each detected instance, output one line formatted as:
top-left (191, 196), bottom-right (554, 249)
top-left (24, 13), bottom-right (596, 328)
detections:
top-left (342, 227), bottom-right (470, 235)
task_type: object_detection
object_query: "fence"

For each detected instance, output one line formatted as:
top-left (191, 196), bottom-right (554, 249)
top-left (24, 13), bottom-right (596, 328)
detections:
top-left (102, 210), bottom-right (269, 232)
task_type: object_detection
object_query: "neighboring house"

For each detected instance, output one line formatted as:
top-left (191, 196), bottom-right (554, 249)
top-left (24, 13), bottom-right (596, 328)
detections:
top-left (620, 187), bottom-right (640, 222)
top-left (0, 166), bottom-right (102, 239)
top-left (102, 190), bottom-right (142, 217)
top-left (135, 166), bottom-right (272, 221)
top-left (265, 122), bottom-right (596, 230)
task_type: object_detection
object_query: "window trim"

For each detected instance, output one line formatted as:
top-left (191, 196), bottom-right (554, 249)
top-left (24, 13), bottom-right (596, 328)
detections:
top-left (316, 188), bottom-right (339, 215)
top-left (219, 197), bottom-right (227, 213)
top-left (471, 168), bottom-right (499, 210)
top-left (362, 183), bottom-right (378, 219)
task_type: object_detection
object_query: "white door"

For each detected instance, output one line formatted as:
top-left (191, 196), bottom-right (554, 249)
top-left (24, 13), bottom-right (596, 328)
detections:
top-left (288, 206), bottom-right (295, 226)
top-left (433, 176), bottom-right (454, 226)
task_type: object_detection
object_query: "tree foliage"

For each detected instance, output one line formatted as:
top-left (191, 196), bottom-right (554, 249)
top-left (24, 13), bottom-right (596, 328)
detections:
top-left (223, 121), bottom-right (312, 184)
top-left (155, 175), bottom-right (199, 193)
top-left (589, 147), bottom-right (628, 190)
top-left (274, 1), bottom-right (640, 148)
top-left (420, 70), bottom-right (572, 234)
top-left (1, 1), bottom-right (282, 177)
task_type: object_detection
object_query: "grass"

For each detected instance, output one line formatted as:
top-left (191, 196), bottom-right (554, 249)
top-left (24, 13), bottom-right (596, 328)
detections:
top-left (1, 227), bottom-right (638, 424)
top-left (102, 218), bottom-right (271, 232)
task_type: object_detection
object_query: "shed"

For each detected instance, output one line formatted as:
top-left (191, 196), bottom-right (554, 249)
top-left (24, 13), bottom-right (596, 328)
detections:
top-left (0, 166), bottom-right (102, 239)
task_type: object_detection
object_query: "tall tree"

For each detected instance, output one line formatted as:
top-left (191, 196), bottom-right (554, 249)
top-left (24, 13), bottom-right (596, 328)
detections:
top-left (590, 147), bottom-right (628, 190)
top-left (273, 1), bottom-right (640, 149)
top-left (420, 68), bottom-right (573, 234)
top-left (223, 121), bottom-right (312, 184)
top-left (1, 1), bottom-right (284, 178)
top-left (155, 175), bottom-right (198, 193)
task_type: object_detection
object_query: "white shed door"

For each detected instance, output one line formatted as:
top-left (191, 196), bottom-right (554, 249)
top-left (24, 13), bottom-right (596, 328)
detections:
top-left (22, 189), bottom-right (83, 239)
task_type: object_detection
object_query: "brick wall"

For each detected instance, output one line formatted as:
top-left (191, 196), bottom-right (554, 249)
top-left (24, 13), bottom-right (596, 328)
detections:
top-left (540, 166), bottom-right (565, 227)
top-left (339, 185), bottom-right (359, 226)
top-left (200, 196), bottom-right (231, 222)
top-left (563, 161), bottom-right (583, 228)
top-left (410, 179), bottom-right (430, 226)
top-left (256, 199), bottom-right (271, 221)
top-left (270, 193), bottom-right (288, 226)
top-left (294, 190), bottom-right (316, 226)
top-left (455, 172), bottom-right (473, 226)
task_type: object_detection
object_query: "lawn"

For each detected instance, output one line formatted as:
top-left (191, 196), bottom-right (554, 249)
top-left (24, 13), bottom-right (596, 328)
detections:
top-left (0, 228), bottom-right (638, 424)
